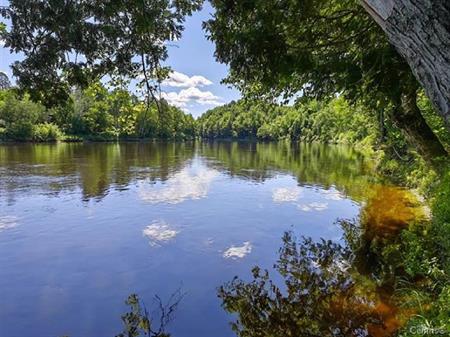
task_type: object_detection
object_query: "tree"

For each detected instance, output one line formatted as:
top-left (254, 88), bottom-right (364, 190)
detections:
top-left (361, 0), bottom-right (450, 130)
top-left (0, 92), bottom-right (46, 140)
top-left (204, 0), bottom-right (448, 159)
top-left (0, 0), bottom-right (202, 107)
top-left (0, 72), bottom-right (11, 90)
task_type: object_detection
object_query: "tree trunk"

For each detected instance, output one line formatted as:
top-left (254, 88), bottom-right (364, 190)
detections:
top-left (361, 0), bottom-right (450, 131)
top-left (392, 88), bottom-right (448, 160)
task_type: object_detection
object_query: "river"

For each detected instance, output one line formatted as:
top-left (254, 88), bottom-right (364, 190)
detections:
top-left (0, 142), bottom-right (425, 337)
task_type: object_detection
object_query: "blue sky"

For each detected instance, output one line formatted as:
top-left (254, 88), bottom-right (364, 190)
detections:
top-left (0, 1), bottom-right (240, 117)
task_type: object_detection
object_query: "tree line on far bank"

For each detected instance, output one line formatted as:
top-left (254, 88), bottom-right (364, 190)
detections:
top-left (2, 82), bottom-right (448, 165)
top-left (200, 93), bottom-right (449, 154)
top-left (0, 83), bottom-right (196, 142)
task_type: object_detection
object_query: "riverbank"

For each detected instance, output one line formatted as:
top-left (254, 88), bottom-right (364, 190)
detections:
top-left (0, 135), bottom-right (197, 143)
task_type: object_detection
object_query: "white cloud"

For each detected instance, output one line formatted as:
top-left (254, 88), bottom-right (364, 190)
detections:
top-left (161, 87), bottom-right (222, 108)
top-left (159, 71), bottom-right (221, 112)
top-left (139, 167), bottom-right (218, 204)
top-left (143, 221), bottom-right (179, 246)
top-left (297, 202), bottom-right (328, 212)
top-left (0, 216), bottom-right (19, 232)
top-left (272, 187), bottom-right (302, 203)
top-left (223, 241), bottom-right (252, 259)
top-left (163, 71), bottom-right (213, 88)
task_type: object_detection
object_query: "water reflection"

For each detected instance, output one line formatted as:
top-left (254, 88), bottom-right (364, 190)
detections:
top-left (218, 182), bottom-right (426, 337)
top-left (297, 202), bottom-right (328, 212)
top-left (0, 215), bottom-right (19, 232)
top-left (218, 230), bottom-right (411, 337)
top-left (116, 291), bottom-right (184, 337)
top-left (322, 188), bottom-right (346, 201)
top-left (0, 141), bottom-right (426, 337)
top-left (0, 141), bottom-right (375, 204)
top-left (221, 232), bottom-right (371, 336)
top-left (200, 141), bottom-right (374, 199)
top-left (143, 221), bottom-right (179, 247)
top-left (223, 242), bottom-right (253, 259)
top-left (272, 187), bottom-right (302, 202)
top-left (0, 142), bottom-right (195, 203)
top-left (138, 166), bottom-right (218, 204)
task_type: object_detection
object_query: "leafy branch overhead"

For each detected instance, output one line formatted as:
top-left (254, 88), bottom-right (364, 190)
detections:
top-left (204, 0), bottom-right (449, 160)
top-left (0, 0), bottom-right (203, 106)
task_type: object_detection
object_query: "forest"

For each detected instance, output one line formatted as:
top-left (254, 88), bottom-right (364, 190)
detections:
top-left (0, 82), bottom-right (196, 141)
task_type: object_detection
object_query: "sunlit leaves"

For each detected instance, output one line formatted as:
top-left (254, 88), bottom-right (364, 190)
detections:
top-left (1, 0), bottom-right (203, 106)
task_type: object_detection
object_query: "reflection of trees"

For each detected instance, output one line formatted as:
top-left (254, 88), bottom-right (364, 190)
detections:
top-left (0, 142), bottom-right (195, 202)
top-left (112, 232), bottom-right (402, 337)
top-left (200, 141), bottom-right (376, 201)
top-left (218, 188), bottom-right (426, 337)
top-left (116, 290), bottom-right (184, 337)
top-left (0, 141), bottom-right (389, 203)
top-left (219, 230), bottom-right (410, 337)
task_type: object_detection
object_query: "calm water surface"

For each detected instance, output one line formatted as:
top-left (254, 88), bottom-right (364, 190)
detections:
top-left (0, 142), bottom-right (419, 337)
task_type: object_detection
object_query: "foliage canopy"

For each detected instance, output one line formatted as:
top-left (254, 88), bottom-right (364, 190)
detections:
top-left (205, 0), bottom-right (410, 105)
top-left (0, 0), bottom-right (203, 106)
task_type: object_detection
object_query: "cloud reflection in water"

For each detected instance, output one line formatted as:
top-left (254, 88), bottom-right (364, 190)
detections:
top-left (143, 221), bottom-right (179, 246)
top-left (139, 167), bottom-right (218, 204)
top-left (0, 216), bottom-right (19, 232)
top-left (297, 202), bottom-right (329, 212)
top-left (272, 187), bottom-right (302, 203)
top-left (272, 185), bottom-right (347, 213)
top-left (322, 188), bottom-right (345, 201)
top-left (223, 242), bottom-right (252, 259)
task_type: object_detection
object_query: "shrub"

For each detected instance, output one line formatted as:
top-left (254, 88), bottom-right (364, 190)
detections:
top-left (431, 171), bottom-right (450, 273)
top-left (61, 134), bottom-right (83, 142)
top-left (32, 123), bottom-right (63, 142)
top-left (0, 93), bottom-right (46, 141)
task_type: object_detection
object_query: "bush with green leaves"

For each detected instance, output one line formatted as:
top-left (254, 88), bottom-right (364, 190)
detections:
top-left (32, 123), bottom-right (63, 142)
top-left (389, 170), bottom-right (450, 336)
top-left (0, 92), bottom-right (46, 141)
